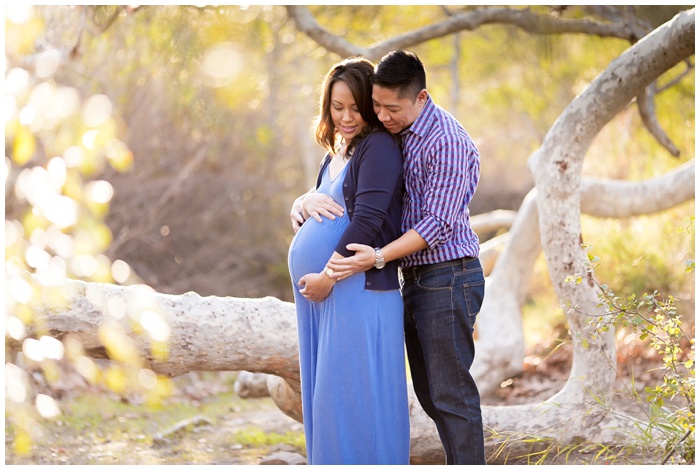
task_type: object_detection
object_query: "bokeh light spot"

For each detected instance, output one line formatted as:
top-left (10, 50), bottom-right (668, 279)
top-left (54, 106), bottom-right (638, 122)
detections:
top-left (35, 49), bottom-right (61, 78)
top-left (86, 180), bottom-right (114, 204)
top-left (82, 94), bottom-right (113, 127)
top-left (111, 259), bottom-right (131, 284)
top-left (200, 42), bottom-right (243, 88)
top-left (36, 394), bottom-right (61, 419)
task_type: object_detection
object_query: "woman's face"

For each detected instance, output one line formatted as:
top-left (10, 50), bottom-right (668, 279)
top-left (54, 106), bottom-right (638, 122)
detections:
top-left (330, 80), bottom-right (367, 143)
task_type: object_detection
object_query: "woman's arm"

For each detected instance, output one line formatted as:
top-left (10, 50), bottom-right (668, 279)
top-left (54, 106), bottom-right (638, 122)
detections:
top-left (333, 134), bottom-right (403, 256)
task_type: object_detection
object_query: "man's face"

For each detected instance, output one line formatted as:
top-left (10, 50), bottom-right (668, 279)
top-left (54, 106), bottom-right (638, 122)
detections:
top-left (372, 85), bottom-right (427, 135)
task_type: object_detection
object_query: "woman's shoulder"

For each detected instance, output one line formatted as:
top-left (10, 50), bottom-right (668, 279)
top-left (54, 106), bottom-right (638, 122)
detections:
top-left (358, 130), bottom-right (401, 153)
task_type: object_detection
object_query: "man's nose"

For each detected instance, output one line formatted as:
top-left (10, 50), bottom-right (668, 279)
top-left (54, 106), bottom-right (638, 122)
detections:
top-left (376, 108), bottom-right (389, 122)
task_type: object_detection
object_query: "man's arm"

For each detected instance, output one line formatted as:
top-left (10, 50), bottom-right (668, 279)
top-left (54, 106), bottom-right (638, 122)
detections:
top-left (326, 229), bottom-right (428, 279)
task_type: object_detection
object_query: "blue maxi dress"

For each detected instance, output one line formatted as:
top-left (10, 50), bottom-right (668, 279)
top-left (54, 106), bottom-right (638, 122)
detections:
top-left (288, 162), bottom-right (410, 465)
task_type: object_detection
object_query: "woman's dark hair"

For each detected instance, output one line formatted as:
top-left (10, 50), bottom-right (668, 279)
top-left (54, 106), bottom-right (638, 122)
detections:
top-left (373, 50), bottom-right (426, 102)
top-left (314, 57), bottom-right (382, 155)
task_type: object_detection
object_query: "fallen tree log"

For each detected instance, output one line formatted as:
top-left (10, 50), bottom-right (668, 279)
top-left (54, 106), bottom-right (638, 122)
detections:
top-left (1, 273), bottom-right (654, 464)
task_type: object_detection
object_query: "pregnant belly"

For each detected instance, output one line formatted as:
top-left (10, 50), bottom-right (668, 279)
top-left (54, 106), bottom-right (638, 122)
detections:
top-left (288, 218), bottom-right (345, 285)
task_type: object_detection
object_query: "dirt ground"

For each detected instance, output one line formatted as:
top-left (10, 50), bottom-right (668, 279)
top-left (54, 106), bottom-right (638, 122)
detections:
top-left (5, 337), bottom-right (674, 465)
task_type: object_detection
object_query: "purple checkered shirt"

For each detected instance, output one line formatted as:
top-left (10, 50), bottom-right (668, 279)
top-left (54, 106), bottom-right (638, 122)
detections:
top-left (400, 95), bottom-right (480, 268)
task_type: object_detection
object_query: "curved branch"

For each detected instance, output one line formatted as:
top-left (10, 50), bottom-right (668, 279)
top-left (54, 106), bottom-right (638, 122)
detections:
top-left (470, 209), bottom-right (517, 238)
top-left (526, 7), bottom-right (694, 407)
top-left (286, 6), bottom-right (654, 61)
top-left (474, 159), bottom-right (695, 394)
top-left (581, 160), bottom-right (694, 217)
top-left (285, 6), bottom-right (369, 58)
top-left (657, 58), bottom-right (694, 93)
top-left (637, 83), bottom-right (681, 157)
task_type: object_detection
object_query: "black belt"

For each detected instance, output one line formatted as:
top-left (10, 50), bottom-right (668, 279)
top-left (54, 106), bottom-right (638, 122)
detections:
top-left (401, 256), bottom-right (477, 281)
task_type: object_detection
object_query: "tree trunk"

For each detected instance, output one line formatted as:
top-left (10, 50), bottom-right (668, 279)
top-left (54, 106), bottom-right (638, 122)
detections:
top-left (474, 159), bottom-right (695, 394)
top-left (528, 7), bottom-right (694, 410)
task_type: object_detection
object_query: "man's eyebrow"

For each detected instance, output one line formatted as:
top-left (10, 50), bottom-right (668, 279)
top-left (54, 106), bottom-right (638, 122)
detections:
top-left (373, 100), bottom-right (399, 109)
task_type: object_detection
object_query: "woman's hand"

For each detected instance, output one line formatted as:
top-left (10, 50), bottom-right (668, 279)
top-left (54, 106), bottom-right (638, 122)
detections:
top-left (302, 192), bottom-right (344, 223)
top-left (290, 195), bottom-right (307, 233)
top-left (299, 271), bottom-right (336, 302)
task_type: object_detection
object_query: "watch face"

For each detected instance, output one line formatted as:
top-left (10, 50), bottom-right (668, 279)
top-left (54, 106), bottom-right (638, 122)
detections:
top-left (376, 260), bottom-right (386, 269)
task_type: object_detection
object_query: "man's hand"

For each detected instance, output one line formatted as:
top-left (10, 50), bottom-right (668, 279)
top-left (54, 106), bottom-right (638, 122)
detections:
top-left (326, 244), bottom-right (375, 280)
top-left (302, 192), bottom-right (344, 223)
top-left (299, 272), bottom-right (335, 302)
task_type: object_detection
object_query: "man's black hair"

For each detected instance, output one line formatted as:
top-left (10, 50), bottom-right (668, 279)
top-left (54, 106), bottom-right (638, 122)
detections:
top-left (373, 50), bottom-right (427, 101)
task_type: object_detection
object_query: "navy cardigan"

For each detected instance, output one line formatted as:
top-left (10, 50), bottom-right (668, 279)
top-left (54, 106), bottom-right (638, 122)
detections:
top-left (315, 131), bottom-right (404, 290)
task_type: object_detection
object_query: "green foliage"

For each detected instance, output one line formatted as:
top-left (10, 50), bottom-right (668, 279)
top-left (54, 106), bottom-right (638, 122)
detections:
top-left (565, 233), bottom-right (695, 464)
top-left (579, 212), bottom-right (695, 321)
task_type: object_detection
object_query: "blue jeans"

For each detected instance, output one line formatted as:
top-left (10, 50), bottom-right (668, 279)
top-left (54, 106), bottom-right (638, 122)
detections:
top-left (402, 256), bottom-right (486, 465)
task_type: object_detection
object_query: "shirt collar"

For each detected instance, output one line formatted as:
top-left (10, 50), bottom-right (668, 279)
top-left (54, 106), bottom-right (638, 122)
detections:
top-left (405, 94), bottom-right (435, 138)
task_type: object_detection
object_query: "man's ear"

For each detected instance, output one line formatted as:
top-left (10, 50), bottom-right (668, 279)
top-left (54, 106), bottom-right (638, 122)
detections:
top-left (416, 89), bottom-right (428, 105)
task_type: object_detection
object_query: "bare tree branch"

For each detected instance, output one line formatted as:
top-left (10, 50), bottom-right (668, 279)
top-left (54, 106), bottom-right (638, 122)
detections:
top-left (637, 83), bottom-right (682, 158)
top-left (657, 58), bottom-right (694, 93)
top-left (285, 6), bottom-right (370, 58)
top-left (286, 5), bottom-right (653, 61)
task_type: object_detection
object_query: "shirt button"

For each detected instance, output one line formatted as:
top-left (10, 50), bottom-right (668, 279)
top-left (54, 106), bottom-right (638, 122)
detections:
top-left (366, 282), bottom-right (371, 286)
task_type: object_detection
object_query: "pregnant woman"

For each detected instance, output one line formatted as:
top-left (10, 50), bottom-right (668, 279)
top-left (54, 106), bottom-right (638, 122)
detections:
top-left (287, 57), bottom-right (409, 465)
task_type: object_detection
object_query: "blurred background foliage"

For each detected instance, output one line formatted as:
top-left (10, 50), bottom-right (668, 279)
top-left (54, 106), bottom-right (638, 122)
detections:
top-left (4, 4), bottom-right (694, 456)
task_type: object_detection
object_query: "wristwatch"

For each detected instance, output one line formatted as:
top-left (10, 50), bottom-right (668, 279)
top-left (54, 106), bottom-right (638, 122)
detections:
top-left (373, 247), bottom-right (386, 270)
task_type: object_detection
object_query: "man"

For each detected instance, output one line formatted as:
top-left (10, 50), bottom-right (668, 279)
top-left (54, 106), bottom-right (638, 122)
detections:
top-left (292, 50), bottom-right (485, 464)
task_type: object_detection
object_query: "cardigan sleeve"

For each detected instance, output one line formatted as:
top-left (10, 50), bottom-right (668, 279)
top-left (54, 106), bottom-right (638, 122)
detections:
top-left (334, 133), bottom-right (403, 257)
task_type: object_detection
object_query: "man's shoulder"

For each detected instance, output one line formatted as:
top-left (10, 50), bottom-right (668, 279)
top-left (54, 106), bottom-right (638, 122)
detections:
top-left (431, 103), bottom-right (467, 132)
top-left (424, 109), bottom-right (471, 146)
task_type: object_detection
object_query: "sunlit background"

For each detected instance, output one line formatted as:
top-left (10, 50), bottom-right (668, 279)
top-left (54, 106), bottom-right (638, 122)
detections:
top-left (5, 4), bottom-right (694, 460)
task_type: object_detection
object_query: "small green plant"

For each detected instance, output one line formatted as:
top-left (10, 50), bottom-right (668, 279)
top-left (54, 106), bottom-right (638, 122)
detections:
top-left (565, 241), bottom-right (695, 464)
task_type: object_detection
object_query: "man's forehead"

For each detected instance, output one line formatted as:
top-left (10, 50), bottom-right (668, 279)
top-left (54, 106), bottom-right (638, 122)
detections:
top-left (372, 85), bottom-right (405, 103)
